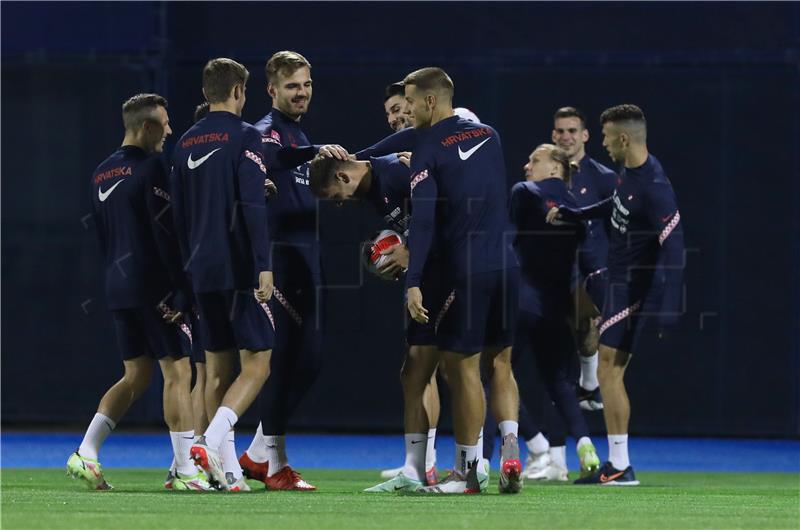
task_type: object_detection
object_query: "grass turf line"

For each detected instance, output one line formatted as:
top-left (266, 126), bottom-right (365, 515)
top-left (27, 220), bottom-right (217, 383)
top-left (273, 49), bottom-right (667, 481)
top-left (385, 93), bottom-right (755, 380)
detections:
top-left (2, 469), bottom-right (798, 529)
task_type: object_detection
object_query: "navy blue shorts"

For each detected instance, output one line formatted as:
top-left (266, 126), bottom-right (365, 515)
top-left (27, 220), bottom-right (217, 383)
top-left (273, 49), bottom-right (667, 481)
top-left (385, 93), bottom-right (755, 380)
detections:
top-left (178, 311), bottom-right (205, 363)
top-left (598, 278), bottom-right (649, 353)
top-left (435, 268), bottom-right (519, 354)
top-left (112, 306), bottom-right (186, 361)
top-left (582, 267), bottom-right (608, 312)
top-left (195, 290), bottom-right (275, 352)
top-left (406, 257), bottom-right (449, 346)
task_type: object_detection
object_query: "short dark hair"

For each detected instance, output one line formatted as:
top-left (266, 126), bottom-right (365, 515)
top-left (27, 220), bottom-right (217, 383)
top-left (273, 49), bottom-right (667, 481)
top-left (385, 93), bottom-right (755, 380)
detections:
top-left (309, 155), bottom-right (348, 197)
top-left (553, 106), bottom-right (587, 128)
top-left (202, 58), bottom-right (249, 104)
top-left (403, 67), bottom-right (454, 98)
top-left (266, 50), bottom-right (311, 85)
top-left (193, 101), bottom-right (210, 123)
top-left (600, 104), bottom-right (646, 126)
top-left (384, 81), bottom-right (405, 102)
top-left (121, 93), bottom-right (167, 132)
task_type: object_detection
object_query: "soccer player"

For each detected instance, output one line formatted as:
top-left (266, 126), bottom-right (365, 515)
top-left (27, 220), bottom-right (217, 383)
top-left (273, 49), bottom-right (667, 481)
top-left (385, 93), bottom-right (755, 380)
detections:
top-left (238, 50), bottom-right (348, 491)
top-left (308, 151), bottom-right (449, 491)
top-left (549, 104), bottom-right (685, 485)
top-left (170, 58), bottom-right (275, 492)
top-left (552, 106), bottom-right (617, 412)
top-left (510, 144), bottom-right (601, 480)
top-left (403, 67), bottom-right (521, 494)
top-left (67, 93), bottom-right (211, 492)
top-left (367, 81), bottom-right (441, 486)
top-left (164, 102), bottom-right (211, 489)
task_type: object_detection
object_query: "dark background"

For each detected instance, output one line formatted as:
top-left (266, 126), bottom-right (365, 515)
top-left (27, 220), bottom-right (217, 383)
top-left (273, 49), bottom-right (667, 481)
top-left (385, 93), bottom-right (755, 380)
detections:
top-left (2, 2), bottom-right (798, 437)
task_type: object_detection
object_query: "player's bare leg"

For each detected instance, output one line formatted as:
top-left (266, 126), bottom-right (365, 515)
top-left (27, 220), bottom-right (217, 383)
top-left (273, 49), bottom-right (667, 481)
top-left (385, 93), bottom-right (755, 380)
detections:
top-left (97, 357), bottom-right (154, 422)
top-left (159, 356), bottom-right (193, 432)
top-left (421, 369), bottom-right (441, 483)
top-left (575, 343), bottom-right (638, 486)
top-left (575, 286), bottom-right (603, 410)
top-left (68, 357), bottom-right (154, 490)
top-left (442, 351), bottom-right (484, 475)
top-left (203, 350), bottom-right (237, 420)
top-left (192, 362), bottom-right (209, 433)
top-left (191, 349), bottom-right (271, 489)
top-left (482, 346), bottom-right (522, 493)
top-left (365, 346), bottom-right (439, 492)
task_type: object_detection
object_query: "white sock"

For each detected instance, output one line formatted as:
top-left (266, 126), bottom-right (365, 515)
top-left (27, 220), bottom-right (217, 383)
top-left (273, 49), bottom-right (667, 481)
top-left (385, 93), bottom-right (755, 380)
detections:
top-left (579, 351), bottom-right (599, 390)
top-left (425, 428), bottom-right (437, 470)
top-left (204, 406), bottom-right (238, 449)
top-left (264, 435), bottom-right (288, 477)
top-left (550, 446), bottom-right (567, 469)
top-left (246, 422), bottom-right (268, 463)
top-left (498, 420), bottom-right (519, 439)
top-left (476, 428), bottom-right (484, 462)
top-left (577, 436), bottom-right (593, 451)
top-left (608, 434), bottom-right (630, 470)
top-left (221, 430), bottom-right (242, 480)
top-left (454, 444), bottom-right (479, 476)
top-left (78, 413), bottom-right (116, 460)
top-left (401, 433), bottom-right (427, 481)
top-left (527, 432), bottom-right (550, 455)
top-left (169, 430), bottom-right (196, 477)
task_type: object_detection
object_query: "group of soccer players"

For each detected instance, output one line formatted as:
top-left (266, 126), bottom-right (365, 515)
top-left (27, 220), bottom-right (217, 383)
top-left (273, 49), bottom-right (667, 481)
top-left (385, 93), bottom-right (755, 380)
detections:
top-left (68, 50), bottom-right (684, 494)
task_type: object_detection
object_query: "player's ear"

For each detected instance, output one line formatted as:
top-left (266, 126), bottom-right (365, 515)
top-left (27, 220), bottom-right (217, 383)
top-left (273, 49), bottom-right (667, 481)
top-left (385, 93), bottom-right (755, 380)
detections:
top-left (582, 128), bottom-right (589, 143)
top-left (425, 93), bottom-right (436, 109)
top-left (267, 83), bottom-right (276, 99)
top-left (551, 129), bottom-right (558, 143)
top-left (335, 172), bottom-right (350, 184)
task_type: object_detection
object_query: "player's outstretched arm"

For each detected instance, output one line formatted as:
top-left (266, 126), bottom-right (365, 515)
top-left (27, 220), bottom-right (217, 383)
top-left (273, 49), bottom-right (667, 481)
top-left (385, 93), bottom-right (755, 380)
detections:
top-left (547, 196), bottom-right (614, 224)
top-left (355, 128), bottom-right (417, 160)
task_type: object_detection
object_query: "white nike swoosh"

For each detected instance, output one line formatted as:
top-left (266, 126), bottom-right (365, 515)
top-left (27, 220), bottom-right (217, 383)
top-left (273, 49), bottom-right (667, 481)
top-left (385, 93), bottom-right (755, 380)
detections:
top-left (98, 179), bottom-right (125, 202)
top-left (458, 137), bottom-right (491, 161)
top-left (187, 148), bottom-right (221, 169)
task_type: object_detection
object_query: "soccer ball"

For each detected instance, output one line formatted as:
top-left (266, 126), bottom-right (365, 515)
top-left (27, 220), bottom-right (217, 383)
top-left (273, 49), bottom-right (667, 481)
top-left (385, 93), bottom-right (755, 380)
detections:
top-left (361, 229), bottom-right (403, 281)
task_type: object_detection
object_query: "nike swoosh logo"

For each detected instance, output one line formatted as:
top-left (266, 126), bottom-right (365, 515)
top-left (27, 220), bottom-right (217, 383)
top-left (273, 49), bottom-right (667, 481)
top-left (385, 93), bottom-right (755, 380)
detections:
top-left (599, 471), bottom-right (625, 483)
top-left (187, 148), bottom-right (221, 169)
top-left (411, 440), bottom-right (424, 444)
top-left (457, 138), bottom-right (491, 161)
top-left (98, 179), bottom-right (124, 202)
top-left (266, 444), bottom-right (277, 449)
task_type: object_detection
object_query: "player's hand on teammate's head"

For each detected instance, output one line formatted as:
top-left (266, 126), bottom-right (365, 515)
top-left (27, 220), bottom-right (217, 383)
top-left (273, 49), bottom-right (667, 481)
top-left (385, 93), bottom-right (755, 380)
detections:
top-left (255, 270), bottom-right (274, 303)
top-left (397, 151), bottom-right (412, 168)
top-left (264, 179), bottom-right (278, 197)
top-left (318, 144), bottom-right (350, 160)
top-left (407, 287), bottom-right (429, 324)
top-left (378, 244), bottom-right (409, 274)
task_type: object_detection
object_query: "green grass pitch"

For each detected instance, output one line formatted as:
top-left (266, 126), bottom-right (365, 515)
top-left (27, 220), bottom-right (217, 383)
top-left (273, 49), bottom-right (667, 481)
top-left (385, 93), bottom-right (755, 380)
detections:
top-left (2, 469), bottom-right (798, 529)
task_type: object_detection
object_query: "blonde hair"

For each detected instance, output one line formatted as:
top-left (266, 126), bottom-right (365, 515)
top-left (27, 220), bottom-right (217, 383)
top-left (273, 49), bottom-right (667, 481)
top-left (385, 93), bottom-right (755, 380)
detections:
top-left (535, 143), bottom-right (579, 185)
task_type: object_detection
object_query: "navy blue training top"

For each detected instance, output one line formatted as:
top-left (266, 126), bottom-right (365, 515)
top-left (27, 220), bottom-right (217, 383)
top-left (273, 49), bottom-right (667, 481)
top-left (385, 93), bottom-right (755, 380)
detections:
top-left (169, 111), bottom-right (271, 293)
top-left (571, 156), bottom-right (617, 277)
top-left (91, 145), bottom-right (187, 310)
top-left (254, 108), bottom-right (321, 280)
top-left (510, 178), bottom-right (584, 318)
top-left (406, 115), bottom-right (517, 288)
top-left (562, 154), bottom-right (685, 325)
top-left (365, 154), bottom-right (413, 236)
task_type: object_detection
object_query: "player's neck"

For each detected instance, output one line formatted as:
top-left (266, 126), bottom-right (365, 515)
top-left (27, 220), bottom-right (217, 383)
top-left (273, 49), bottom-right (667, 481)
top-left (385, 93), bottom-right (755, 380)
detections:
top-left (430, 107), bottom-right (454, 127)
top-left (121, 134), bottom-right (148, 152)
top-left (571, 149), bottom-right (586, 163)
top-left (624, 146), bottom-right (649, 168)
top-left (209, 101), bottom-right (241, 116)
